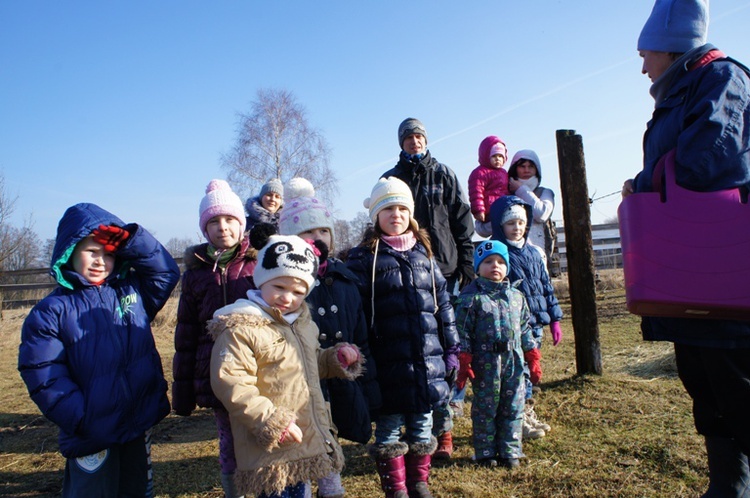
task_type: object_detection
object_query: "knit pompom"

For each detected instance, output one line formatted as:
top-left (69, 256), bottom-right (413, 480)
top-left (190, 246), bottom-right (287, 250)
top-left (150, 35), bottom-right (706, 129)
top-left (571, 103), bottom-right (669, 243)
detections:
top-left (285, 177), bottom-right (315, 200)
top-left (205, 179), bottom-right (230, 195)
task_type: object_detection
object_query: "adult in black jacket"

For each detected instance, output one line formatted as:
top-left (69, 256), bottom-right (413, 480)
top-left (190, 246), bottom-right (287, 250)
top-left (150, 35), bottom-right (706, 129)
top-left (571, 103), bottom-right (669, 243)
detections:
top-left (382, 118), bottom-right (475, 294)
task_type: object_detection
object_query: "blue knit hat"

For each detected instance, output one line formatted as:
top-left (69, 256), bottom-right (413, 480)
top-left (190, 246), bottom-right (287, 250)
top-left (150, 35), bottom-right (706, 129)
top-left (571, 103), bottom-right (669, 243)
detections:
top-left (637, 0), bottom-right (708, 53)
top-left (474, 240), bottom-right (510, 273)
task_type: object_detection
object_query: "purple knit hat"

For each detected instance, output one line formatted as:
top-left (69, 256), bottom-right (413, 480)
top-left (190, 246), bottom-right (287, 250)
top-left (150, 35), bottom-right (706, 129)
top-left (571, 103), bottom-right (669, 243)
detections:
top-left (198, 179), bottom-right (247, 240)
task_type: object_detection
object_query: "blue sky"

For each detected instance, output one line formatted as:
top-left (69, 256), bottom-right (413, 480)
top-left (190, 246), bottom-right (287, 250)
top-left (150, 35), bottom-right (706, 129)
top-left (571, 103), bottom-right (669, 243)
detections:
top-left (2, 1), bottom-right (750, 245)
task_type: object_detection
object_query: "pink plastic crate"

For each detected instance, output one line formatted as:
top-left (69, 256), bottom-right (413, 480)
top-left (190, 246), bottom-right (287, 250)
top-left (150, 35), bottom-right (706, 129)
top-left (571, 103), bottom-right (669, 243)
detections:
top-left (618, 150), bottom-right (750, 319)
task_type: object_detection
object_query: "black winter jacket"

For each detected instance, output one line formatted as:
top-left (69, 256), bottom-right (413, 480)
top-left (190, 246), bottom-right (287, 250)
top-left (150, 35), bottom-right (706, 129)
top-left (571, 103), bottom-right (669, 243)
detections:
top-left (383, 151), bottom-right (475, 285)
top-left (347, 241), bottom-right (459, 415)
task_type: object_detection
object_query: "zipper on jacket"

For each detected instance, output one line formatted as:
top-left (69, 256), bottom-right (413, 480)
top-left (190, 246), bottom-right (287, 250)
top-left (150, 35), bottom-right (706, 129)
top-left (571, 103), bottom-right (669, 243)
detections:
top-left (289, 321), bottom-right (334, 451)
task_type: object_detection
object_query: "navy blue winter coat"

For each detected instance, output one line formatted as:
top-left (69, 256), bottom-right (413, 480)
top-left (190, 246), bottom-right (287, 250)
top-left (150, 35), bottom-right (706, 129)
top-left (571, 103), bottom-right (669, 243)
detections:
top-left (18, 203), bottom-right (180, 458)
top-left (307, 259), bottom-right (381, 444)
top-left (490, 196), bottom-right (563, 329)
top-left (632, 44), bottom-right (750, 347)
top-left (347, 239), bottom-right (459, 415)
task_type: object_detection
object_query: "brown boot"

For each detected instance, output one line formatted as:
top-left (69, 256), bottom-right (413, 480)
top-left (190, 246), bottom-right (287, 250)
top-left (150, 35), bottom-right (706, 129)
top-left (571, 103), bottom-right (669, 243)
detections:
top-left (433, 431), bottom-right (453, 460)
top-left (369, 442), bottom-right (409, 498)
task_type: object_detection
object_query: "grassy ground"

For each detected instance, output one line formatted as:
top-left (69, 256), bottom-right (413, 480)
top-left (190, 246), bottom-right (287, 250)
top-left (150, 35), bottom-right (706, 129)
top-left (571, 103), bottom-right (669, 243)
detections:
top-left (0, 283), bottom-right (708, 497)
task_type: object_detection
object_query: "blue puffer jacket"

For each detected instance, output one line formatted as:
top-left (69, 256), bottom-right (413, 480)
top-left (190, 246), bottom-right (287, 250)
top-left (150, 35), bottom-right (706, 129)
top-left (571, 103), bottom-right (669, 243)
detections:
top-left (632, 44), bottom-right (750, 347)
top-left (347, 240), bottom-right (459, 415)
top-left (490, 195), bottom-right (563, 329)
top-left (18, 203), bottom-right (180, 458)
top-left (308, 259), bottom-right (381, 444)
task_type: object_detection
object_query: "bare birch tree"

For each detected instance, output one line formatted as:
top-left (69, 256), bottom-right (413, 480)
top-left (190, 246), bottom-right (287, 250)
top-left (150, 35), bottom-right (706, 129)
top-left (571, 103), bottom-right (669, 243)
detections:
top-left (0, 173), bottom-right (37, 272)
top-left (222, 88), bottom-right (337, 207)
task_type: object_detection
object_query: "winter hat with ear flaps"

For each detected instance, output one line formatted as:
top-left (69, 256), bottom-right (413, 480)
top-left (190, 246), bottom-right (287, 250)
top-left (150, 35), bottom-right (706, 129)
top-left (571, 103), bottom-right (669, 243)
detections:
top-left (278, 177), bottom-right (335, 251)
top-left (199, 179), bottom-right (246, 240)
top-left (363, 177), bottom-right (415, 224)
top-left (249, 225), bottom-right (319, 296)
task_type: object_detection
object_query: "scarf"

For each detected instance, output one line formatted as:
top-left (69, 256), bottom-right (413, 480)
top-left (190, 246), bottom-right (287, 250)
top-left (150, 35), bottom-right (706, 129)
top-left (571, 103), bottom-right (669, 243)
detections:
top-left (650, 44), bottom-right (713, 105)
top-left (381, 232), bottom-right (417, 252)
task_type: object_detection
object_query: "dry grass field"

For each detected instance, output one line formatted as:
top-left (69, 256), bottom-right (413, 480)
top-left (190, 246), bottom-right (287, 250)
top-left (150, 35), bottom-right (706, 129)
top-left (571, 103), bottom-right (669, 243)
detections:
top-left (1, 274), bottom-right (709, 497)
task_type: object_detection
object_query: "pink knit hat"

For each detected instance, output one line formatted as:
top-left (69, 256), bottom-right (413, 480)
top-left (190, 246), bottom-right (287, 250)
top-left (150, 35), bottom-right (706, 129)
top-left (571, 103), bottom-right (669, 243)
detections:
top-left (199, 179), bottom-right (246, 240)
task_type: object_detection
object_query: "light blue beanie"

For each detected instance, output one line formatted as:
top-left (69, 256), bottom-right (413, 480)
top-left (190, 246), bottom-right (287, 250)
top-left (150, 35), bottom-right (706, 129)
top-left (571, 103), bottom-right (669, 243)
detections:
top-left (474, 240), bottom-right (510, 273)
top-left (637, 0), bottom-right (708, 53)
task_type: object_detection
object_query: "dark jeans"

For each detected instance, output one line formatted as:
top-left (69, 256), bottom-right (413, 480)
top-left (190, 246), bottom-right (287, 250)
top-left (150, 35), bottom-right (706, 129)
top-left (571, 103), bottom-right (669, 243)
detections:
top-left (674, 343), bottom-right (750, 455)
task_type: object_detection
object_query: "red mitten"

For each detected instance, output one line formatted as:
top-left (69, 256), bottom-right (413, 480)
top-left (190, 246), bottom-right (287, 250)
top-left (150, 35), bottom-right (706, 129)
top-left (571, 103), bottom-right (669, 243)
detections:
top-left (550, 321), bottom-right (563, 346)
top-left (524, 348), bottom-right (542, 385)
top-left (92, 224), bottom-right (130, 253)
top-left (456, 352), bottom-right (475, 390)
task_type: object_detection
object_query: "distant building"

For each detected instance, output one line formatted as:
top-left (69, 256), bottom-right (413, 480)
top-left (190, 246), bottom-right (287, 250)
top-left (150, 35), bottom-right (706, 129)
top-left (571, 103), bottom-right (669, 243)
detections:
top-left (556, 222), bottom-right (622, 273)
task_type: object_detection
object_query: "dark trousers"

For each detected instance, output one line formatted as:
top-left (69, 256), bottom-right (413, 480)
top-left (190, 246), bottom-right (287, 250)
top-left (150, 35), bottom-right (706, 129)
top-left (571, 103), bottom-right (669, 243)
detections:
top-left (62, 432), bottom-right (152, 498)
top-left (674, 343), bottom-right (750, 455)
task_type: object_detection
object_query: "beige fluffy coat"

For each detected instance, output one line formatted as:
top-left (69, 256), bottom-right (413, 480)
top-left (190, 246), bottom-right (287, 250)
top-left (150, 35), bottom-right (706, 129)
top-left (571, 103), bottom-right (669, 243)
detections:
top-left (209, 296), bottom-right (363, 496)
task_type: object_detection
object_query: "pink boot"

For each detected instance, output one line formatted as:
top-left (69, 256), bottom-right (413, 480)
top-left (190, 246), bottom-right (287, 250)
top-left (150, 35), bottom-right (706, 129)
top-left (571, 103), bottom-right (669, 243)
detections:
top-left (369, 442), bottom-right (409, 498)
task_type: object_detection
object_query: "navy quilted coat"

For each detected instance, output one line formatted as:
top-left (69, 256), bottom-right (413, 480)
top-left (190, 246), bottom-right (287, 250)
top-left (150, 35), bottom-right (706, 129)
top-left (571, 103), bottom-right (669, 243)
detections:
top-left (490, 195), bottom-right (563, 328)
top-left (171, 237), bottom-right (257, 415)
top-left (18, 203), bottom-right (180, 458)
top-left (307, 259), bottom-right (381, 443)
top-left (347, 241), bottom-right (459, 415)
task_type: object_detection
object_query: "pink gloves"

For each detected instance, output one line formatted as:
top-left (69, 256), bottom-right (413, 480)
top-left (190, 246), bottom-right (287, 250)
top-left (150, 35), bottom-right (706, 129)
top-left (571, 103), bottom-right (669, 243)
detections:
top-left (550, 321), bottom-right (563, 346)
top-left (456, 352), bottom-right (475, 391)
top-left (92, 224), bottom-right (130, 253)
top-left (336, 345), bottom-right (360, 367)
top-left (524, 349), bottom-right (542, 385)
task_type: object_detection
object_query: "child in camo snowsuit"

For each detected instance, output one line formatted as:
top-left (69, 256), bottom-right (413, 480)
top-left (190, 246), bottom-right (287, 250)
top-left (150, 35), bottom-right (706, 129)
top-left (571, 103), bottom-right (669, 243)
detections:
top-left (455, 240), bottom-right (536, 468)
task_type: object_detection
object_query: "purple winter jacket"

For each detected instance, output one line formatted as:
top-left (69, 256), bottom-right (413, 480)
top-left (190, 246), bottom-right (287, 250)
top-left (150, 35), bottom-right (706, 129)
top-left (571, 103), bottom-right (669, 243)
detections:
top-left (171, 237), bottom-right (257, 415)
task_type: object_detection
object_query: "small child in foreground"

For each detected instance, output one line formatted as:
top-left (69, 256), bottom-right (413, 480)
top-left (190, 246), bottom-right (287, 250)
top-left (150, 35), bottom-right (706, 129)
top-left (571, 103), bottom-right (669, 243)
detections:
top-left (209, 229), bottom-right (363, 498)
top-left (490, 195), bottom-right (564, 439)
top-left (455, 240), bottom-right (535, 469)
top-left (18, 202), bottom-right (180, 498)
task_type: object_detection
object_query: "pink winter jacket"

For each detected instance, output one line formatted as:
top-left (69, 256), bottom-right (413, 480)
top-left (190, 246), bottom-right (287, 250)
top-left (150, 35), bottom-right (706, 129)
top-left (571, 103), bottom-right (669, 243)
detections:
top-left (468, 165), bottom-right (509, 220)
top-left (469, 135), bottom-right (510, 220)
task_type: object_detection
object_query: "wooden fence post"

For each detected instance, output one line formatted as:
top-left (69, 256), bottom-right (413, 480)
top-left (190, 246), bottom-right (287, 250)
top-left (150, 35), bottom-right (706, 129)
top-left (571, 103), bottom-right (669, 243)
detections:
top-left (556, 129), bottom-right (602, 375)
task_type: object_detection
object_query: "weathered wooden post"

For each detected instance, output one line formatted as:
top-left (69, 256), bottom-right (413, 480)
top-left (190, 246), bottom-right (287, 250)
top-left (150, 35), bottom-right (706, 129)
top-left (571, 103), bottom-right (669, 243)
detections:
top-left (556, 129), bottom-right (602, 375)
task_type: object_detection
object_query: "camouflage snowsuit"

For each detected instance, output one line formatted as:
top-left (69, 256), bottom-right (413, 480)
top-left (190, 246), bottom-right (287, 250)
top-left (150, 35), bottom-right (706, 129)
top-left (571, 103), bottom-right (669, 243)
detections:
top-left (455, 277), bottom-right (535, 460)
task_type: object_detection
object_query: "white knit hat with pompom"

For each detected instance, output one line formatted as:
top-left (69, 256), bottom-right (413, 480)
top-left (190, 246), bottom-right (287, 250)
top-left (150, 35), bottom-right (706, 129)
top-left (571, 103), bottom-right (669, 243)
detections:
top-left (278, 178), bottom-right (335, 251)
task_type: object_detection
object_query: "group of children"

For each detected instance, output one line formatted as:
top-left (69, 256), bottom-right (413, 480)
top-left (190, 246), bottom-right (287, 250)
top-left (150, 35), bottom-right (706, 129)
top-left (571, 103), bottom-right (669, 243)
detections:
top-left (18, 139), bottom-right (562, 497)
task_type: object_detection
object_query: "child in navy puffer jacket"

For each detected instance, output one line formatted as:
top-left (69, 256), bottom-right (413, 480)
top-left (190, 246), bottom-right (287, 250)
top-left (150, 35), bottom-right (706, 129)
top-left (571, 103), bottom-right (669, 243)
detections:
top-left (171, 179), bottom-right (257, 498)
top-left (18, 202), bottom-right (179, 498)
top-left (278, 177), bottom-right (381, 498)
top-left (347, 177), bottom-right (459, 498)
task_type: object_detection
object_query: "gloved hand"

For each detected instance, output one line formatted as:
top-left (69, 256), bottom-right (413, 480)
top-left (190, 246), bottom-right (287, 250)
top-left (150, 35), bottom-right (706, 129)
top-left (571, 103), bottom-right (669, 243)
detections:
top-left (550, 321), bottom-right (563, 346)
top-left (336, 344), bottom-right (360, 367)
top-left (92, 224), bottom-right (130, 253)
top-left (445, 367), bottom-right (458, 389)
top-left (456, 352), bottom-right (475, 391)
top-left (524, 348), bottom-right (542, 385)
top-left (279, 420), bottom-right (302, 444)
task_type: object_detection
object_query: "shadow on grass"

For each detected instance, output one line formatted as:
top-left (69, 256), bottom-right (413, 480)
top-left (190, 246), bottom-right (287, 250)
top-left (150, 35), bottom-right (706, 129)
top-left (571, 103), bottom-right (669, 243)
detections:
top-left (0, 470), bottom-right (62, 498)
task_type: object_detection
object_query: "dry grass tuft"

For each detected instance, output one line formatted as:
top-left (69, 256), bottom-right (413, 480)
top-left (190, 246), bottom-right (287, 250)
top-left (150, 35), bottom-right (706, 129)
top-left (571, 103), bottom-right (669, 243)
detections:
top-left (1, 289), bottom-right (710, 497)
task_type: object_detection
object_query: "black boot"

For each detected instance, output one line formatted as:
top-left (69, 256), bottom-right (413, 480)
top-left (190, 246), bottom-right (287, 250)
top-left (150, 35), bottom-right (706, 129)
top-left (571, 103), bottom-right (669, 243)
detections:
top-left (702, 437), bottom-right (750, 498)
